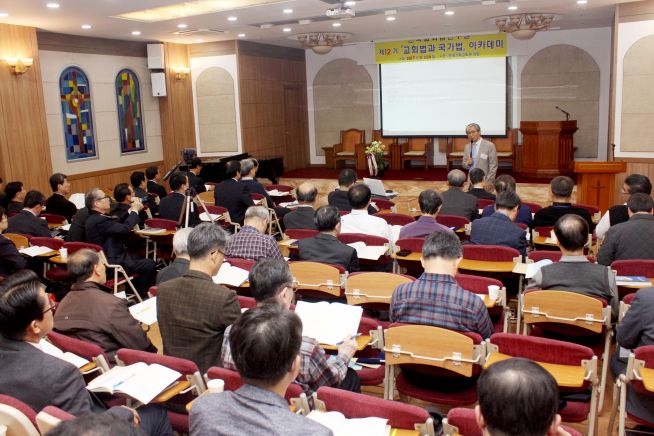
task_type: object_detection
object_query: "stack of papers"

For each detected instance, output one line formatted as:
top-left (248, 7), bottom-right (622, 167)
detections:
top-left (41, 339), bottom-right (90, 368)
top-left (266, 189), bottom-right (289, 197)
top-left (347, 242), bottom-right (387, 261)
top-left (616, 276), bottom-right (652, 287)
top-left (68, 193), bottom-right (85, 210)
top-left (129, 297), bottom-right (158, 325)
top-left (139, 228), bottom-right (167, 235)
top-left (200, 212), bottom-right (222, 222)
top-left (213, 262), bottom-right (249, 287)
top-left (512, 259), bottom-right (553, 279)
top-left (295, 301), bottom-right (362, 346)
top-left (19, 246), bottom-right (54, 257)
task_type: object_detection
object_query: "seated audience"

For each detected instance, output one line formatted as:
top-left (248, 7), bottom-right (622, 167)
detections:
top-left (192, 302), bottom-right (332, 435)
top-left (214, 160), bottom-right (254, 225)
top-left (470, 191), bottom-right (527, 257)
top-left (156, 227), bottom-right (193, 285)
top-left (110, 183), bottom-right (135, 223)
top-left (221, 259), bottom-right (360, 394)
top-left (53, 249), bottom-right (155, 362)
top-left (145, 166), bottom-right (167, 200)
top-left (131, 170), bottom-right (157, 216)
top-left (598, 193), bottom-right (654, 266)
top-left (528, 214), bottom-right (618, 319)
top-left (6, 190), bottom-right (51, 237)
top-left (398, 189), bottom-right (452, 239)
top-left (157, 223), bottom-right (240, 373)
top-left (66, 206), bottom-right (89, 242)
top-left (467, 168), bottom-right (496, 200)
top-left (532, 176), bottom-right (595, 232)
top-left (440, 169), bottom-right (480, 221)
top-left (481, 174), bottom-right (532, 226)
top-left (0, 206), bottom-right (26, 276)
top-left (0, 270), bottom-right (172, 435)
top-left (298, 205), bottom-right (359, 272)
top-left (390, 231), bottom-right (493, 339)
top-left (85, 188), bottom-right (155, 299)
top-left (477, 358), bottom-right (566, 436)
top-left (225, 206), bottom-right (283, 261)
top-left (239, 158), bottom-right (290, 222)
top-left (45, 173), bottom-right (76, 222)
top-left (340, 184), bottom-right (393, 243)
top-left (159, 172), bottom-right (200, 227)
top-left (45, 413), bottom-right (145, 436)
top-left (596, 173), bottom-right (651, 240)
top-left (4, 181), bottom-right (26, 214)
top-left (283, 182), bottom-right (318, 230)
top-left (328, 169), bottom-right (376, 215)
top-left (186, 157), bottom-right (208, 194)
top-left (610, 287), bottom-right (654, 425)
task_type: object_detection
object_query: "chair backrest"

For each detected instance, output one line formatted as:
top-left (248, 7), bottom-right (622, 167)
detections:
top-left (476, 198), bottom-right (495, 209)
top-left (521, 290), bottom-right (608, 334)
top-left (528, 250), bottom-right (562, 263)
top-left (346, 272), bottom-right (414, 306)
top-left (374, 213), bottom-right (414, 226)
top-left (63, 241), bottom-right (102, 255)
top-left (337, 232), bottom-right (389, 246)
top-left (372, 198), bottom-right (395, 211)
top-left (205, 367), bottom-right (302, 401)
top-left (284, 229), bottom-right (319, 240)
top-left (315, 386), bottom-right (432, 431)
top-left (455, 273), bottom-right (503, 294)
top-left (145, 218), bottom-right (177, 230)
top-left (289, 261), bottom-right (343, 298)
top-left (225, 258), bottom-right (256, 271)
top-left (265, 184), bottom-right (294, 193)
top-left (3, 233), bottom-right (30, 249)
top-left (449, 136), bottom-right (469, 153)
top-left (623, 292), bottom-right (637, 305)
top-left (384, 324), bottom-right (483, 377)
top-left (340, 129), bottom-right (365, 152)
top-left (573, 203), bottom-right (600, 215)
top-left (29, 237), bottom-right (64, 251)
top-left (489, 332), bottom-right (595, 367)
top-left (116, 348), bottom-right (199, 376)
top-left (238, 295), bottom-right (256, 309)
top-left (522, 202), bottom-right (542, 214)
top-left (148, 286), bottom-right (158, 297)
top-left (396, 237), bottom-right (424, 253)
top-left (462, 245), bottom-right (519, 262)
top-left (41, 213), bottom-right (67, 225)
top-left (339, 210), bottom-right (350, 216)
top-left (436, 214), bottom-right (469, 229)
top-left (47, 331), bottom-right (110, 372)
top-left (0, 394), bottom-right (39, 436)
top-left (407, 137), bottom-right (430, 152)
top-left (611, 259), bottom-right (654, 277)
top-left (372, 130), bottom-right (396, 147)
top-left (36, 406), bottom-right (75, 435)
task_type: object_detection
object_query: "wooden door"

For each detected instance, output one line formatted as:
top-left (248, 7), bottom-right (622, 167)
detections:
top-left (283, 85), bottom-right (309, 171)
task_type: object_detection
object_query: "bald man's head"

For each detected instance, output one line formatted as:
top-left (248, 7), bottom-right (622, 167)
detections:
top-left (296, 183), bottom-right (317, 204)
top-left (553, 214), bottom-right (589, 252)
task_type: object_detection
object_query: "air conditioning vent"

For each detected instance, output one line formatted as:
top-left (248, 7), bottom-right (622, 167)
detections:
top-left (172, 28), bottom-right (224, 37)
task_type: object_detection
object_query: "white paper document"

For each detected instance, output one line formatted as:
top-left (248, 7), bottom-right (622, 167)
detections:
top-left (213, 262), bottom-right (249, 287)
top-left (266, 189), bottom-right (288, 197)
top-left (19, 246), bottom-right (54, 257)
top-left (346, 242), bottom-right (388, 261)
top-left (200, 212), bottom-right (222, 222)
top-left (41, 339), bottom-right (90, 368)
top-left (295, 301), bottom-right (362, 346)
top-left (68, 193), bottom-right (85, 210)
top-left (512, 259), bottom-right (553, 279)
top-left (139, 228), bottom-right (167, 235)
top-left (129, 297), bottom-right (158, 325)
top-left (307, 411), bottom-right (389, 436)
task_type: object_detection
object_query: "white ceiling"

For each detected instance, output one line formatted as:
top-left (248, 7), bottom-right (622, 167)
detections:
top-left (0, 0), bottom-right (637, 48)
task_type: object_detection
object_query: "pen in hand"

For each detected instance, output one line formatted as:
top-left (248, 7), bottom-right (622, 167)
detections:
top-left (336, 333), bottom-right (361, 345)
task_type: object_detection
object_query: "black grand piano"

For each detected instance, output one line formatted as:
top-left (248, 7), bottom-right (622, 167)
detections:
top-left (180, 153), bottom-right (284, 184)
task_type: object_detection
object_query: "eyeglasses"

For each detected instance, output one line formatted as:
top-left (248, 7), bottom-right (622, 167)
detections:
top-left (96, 195), bottom-right (110, 201)
top-left (42, 297), bottom-right (55, 315)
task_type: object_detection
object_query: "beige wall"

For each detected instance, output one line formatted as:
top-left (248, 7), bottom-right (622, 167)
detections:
top-left (195, 67), bottom-right (238, 153)
top-left (313, 58), bottom-right (373, 156)
top-left (521, 44), bottom-right (600, 158)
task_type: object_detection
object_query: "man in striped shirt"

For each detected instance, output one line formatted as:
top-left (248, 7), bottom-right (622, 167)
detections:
top-left (390, 231), bottom-right (493, 339)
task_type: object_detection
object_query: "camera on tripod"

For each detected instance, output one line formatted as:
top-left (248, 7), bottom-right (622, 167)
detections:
top-left (186, 187), bottom-right (198, 198)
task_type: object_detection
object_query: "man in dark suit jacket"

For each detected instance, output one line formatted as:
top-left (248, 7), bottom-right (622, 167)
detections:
top-left (0, 207), bottom-right (26, 276)
top-left (327, 169), bottom-right (377, 215)
top-left (214, 160), bottom-right (254, 225)
top-left (598, 193), bottom-right (654, 265)
top-left (467, 168), bottom-right (496, 201)
top-left (131, 170), bottom-right (158, 217)
top-left (84, 188), bottom-right (155, 299)
top-left (533, 176), bottom-right (595, 232)
top-left (186, 157), bottom-right (209, 194)
top-left (239, 158), bottom-right (290, 222)
top-left (596, 174), bottom-right (652, 240)
top-left (0, 270), bottom-right (172, 435)
top-left (159, 173), bottom-right (200, 227)
top-left (298, 205), bottom-right (358, 272)
top-left (66, 207), bottom-right (89, 242)
top-left (157, 223), bottom-right (240, 374)
top-left (45, 173), bottom-right (77, 222)
top-left (470, 191), bottom-right (527, 257)
top-left (284, 182), bottom-right (318, 230)
top-left (146, 166), bottom-right (168, 200)
top-left (440, 169), bottom-right (480, 221)
top-left (6, 190), bottom-right (51, 237)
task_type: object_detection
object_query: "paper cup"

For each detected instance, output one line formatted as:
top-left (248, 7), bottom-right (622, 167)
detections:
top-left (207, 378), bottom-right (225, 394)
top-left (0, 424), bottom-right (7, 436)
top-left (488, 285), bottom-right (500, 301)
top-left (59, 248), bottom-right (68, 260)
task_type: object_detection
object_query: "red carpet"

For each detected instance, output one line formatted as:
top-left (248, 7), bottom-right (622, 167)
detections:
top-left (283, 167), bottom-right (553, 184)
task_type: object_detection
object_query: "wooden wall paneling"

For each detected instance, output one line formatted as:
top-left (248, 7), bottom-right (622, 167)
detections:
top-left (67, 161), bottom-right (164, 194)
top-left (189, 40), bottom-right (236, 58)
top-left (0, 24), bottom-right (52, 193)
top-left (37, 32), bottom-right (147, 57)
top-left (159, 43), bottom-right (196, 171)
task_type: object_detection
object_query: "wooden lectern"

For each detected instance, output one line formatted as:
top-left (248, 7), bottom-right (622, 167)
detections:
top-left (574, 161), bottom-right (627, 212)
top-left (519, 121), bottom-right (577, 178)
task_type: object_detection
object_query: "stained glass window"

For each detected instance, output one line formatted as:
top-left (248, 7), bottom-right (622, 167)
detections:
top-left (60, 67), bottom-right (97, 161)
top-left (115, 69), bottom-right (146, 154)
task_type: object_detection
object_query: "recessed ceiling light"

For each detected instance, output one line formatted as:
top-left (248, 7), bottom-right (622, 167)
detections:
top-left (196, 38), bottom-right (204, 42)
top-left (131, 31), bottom-right (141, 36)
top-left (344, 1), bottom-right (356, 5)
top-left (46, 3), bottom-right (60, 8)
top-left (81, 24), bottom-right (92, 29)
top-left (386, 16), bottom-right (396, 21)
top-left (227, 16), bottom-right (237, 21)
top-left (282, 27), bottom-right (292, 32)
top-left (238, 33), bottom-right (246, 37)
top-left (445, 10), bottom-right (455, 16)
top-left (177, 23), bottom-right (187, 28)
top-left (508, 5), bottom-right (518, 10)
top-left (577, 0), bottom-right (587, 3)
top-left (332, 22), bottom-right (341, 27)
top-left (283, 8), bottom-right (293, 14)
top-left (0, 12), bottom-right (9, 18)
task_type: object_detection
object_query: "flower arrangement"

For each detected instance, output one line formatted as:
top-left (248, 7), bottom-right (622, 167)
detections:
top-left (365, 141), bottom-right (388, 176)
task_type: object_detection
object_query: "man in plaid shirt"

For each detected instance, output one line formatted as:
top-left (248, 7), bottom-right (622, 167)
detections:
top-left (390, 231), bottom-right (493, 339)
top-left (221, 259), bottom-right (360, 394)
top-left (225, 206), bottom-right (283, 261)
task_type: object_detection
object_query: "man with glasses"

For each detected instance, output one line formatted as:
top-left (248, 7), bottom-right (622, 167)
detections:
top-left (462, 123), bottom-right (498, 184)
top-left (596, 174), bottom-right (652, 240)
top-left (157, 223), bottom-right (240, 374)
top-left (220, 258), bottom-right (360, 394)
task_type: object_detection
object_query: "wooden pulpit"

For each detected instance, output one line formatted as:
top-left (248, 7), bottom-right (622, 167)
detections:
top-left (574, 162), bottom-right (627, 212)
top-left (519, 121), bottom-right (577, 178)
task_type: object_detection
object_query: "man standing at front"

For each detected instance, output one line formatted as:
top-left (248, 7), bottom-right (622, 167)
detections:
top-left (462, 123), bottom-right (498, 184)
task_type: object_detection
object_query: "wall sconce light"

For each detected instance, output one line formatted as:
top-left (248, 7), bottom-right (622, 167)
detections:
top-left (6, 57), bottom-right (34, 75)
top-left (174, 66), bottom-right (190, 80)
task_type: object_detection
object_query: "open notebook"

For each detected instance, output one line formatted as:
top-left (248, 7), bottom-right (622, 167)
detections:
top-left (213, 262), bottom-right (250, 287)
top-left (41, 339), bottom-right (89, 368)
top-left (295, 301), bottom-right (362, 346)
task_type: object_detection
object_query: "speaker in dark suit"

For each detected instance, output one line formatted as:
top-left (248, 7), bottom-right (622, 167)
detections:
top-left (6, 191), bottom-right (52, 237)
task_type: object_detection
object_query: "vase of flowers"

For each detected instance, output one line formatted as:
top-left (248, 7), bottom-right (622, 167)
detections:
top-left (365, 141), bottom-right (389, 177)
